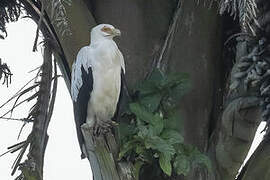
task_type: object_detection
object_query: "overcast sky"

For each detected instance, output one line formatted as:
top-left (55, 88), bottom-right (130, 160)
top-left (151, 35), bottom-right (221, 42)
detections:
top-left (0, 18), bottom-right (266, 180)
top-left (0, 19), bottom-right (91, 179)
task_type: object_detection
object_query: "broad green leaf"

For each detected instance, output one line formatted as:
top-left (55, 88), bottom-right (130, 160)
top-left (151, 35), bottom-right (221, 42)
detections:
top-left (135, 69), bottom-right (163, 92)
top-left (135, 145), bottom-right (144, 154)
top-left (166, 72), bottom-right (189, 87)
top-left (148, 68), bottom-right (165, 89)
top-left (157, 72), bottom-right (187, 90)
top-left (118, 122), bottom-right (136, 138)
top-left (173, 154), bottom-right (191, 176)
top-left (149, 114), bottom-right (164, 135)
top-left (169, 81), bottom-right (190, 101)
top-left (164, 111), bottom-right (184, 133)
top-left (137, 125), bottom-right (149, 139)
top-left (136, 69), bottom-right (165, 95)
top-left (145, 136), bottom-right (175, 155)
top-left (140, 93), bottom-right (162, 112)
top-left (119, 140), bottom-right (136, 160)
top-left (136, 81), bottom-right (157, 95)
top-left (129, 103), bottom-right (154, 123)
top-left (161, 72), bottom-right (190, 105)
top-left (191, 149), bottom-right (212, 173)
top-left (130, 103), bottom-right (164, 135)
top-left (177, 145), bottom-right (212, 174)
top-left (161, 129), bottom-right (184, 145)
top-left (159, 152), bottom-right (172, 176)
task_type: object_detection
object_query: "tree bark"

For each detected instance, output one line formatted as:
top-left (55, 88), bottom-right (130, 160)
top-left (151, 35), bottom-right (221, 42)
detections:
top-left (16, 44), bottom-right (53, 180)
top-left (15, 0), bottom-right (270, 180)
top-left (42, 1), bottom-right (254, 180)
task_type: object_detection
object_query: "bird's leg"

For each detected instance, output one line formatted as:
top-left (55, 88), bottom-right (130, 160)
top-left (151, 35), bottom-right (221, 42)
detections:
top-left (93, 119), bottom-right (118, 136)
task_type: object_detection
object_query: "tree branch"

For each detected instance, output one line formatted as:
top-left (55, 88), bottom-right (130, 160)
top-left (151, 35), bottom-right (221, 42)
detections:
top-left (147, 0), bottom-right (183, 78)
top-left (14, 43), bottom-right (53, 180)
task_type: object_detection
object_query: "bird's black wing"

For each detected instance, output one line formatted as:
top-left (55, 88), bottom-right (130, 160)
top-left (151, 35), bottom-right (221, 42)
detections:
top-left (113, 68), bottom-right (129, 121)
top-left (73, 66), bottom-right (93, 159)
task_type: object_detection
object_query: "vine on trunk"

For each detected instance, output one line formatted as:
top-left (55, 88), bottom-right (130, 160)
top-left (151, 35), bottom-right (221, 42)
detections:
top-left (118, 69), bottom-right (212, 179)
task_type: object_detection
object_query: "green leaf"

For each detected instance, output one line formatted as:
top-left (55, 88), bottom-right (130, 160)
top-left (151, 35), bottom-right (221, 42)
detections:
top-left (159, 152), bottom-right (172, 176)
top-left (130, 103), bottom-right (164, 135)
top-left (149, 114), bottom-right (164, 135)
top-left (137, 125), bottom-right (149, 139)
top-left (118, 140), bottom-right (136, 160)
top-left (145, 136), bottom-right (175, 155)
top-left (129, 103), bottom-right (153, 123)
top-left (191, 149), bottom-right (212, 173)
top-left (173, 154), bottom-right (191, 176)
top-left (118, 122), bottom-right (136, 138)
top-left (164, 111), bottom-right (183, 133)
top-left (161, 129), bottom-right (184, 145)
top-left (136, 69), bottom-right (165, 95)
top-left (166, 72), bottom-right (189, 88)
top-left (139, 93), bottom-right (162, 112)
top-left (135, 145), bottom-right (144, 154)
top-left (161, 72), bottom-right (190, 103)
top-left (136, 81), bottom-right (157, 95)
top-left (149, 69), bottom-right (165, 84)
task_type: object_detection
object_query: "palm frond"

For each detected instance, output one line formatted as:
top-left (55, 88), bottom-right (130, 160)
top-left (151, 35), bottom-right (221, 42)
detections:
top-left (46, 0), bottom-right (72, 37)
top-left (0, 58), bottom-right (12, 87)
top-left (219, 0), bottom-right (258, 34)
top-left (0, 0), bottom-right (22, 39)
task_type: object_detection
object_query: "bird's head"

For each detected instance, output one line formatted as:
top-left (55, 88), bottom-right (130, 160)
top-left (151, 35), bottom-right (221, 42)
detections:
top-left (91, 24), bottom-right (121, 42)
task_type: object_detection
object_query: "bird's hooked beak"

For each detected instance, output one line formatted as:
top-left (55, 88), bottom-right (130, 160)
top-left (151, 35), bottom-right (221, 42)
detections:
top-left (112, 28), bottom-right (121, 36)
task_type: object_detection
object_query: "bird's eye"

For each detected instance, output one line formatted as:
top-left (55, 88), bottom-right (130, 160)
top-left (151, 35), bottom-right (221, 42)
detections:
top-left (101, 26), bottom-right (112, 33)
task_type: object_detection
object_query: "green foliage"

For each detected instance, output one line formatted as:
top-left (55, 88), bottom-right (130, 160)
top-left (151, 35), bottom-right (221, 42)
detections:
top-left (173, 144), bottom-right (212, 176)
top-left (159, 152), bottom-right (172, 176)
top-left (118, 69), bottom-right (212, 177)
top-left (174, 154), bottom-right (191, 176)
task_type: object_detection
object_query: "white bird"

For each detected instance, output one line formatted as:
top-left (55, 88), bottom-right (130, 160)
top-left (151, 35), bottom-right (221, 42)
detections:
top-left (71, 24), bottom-right (125, 158)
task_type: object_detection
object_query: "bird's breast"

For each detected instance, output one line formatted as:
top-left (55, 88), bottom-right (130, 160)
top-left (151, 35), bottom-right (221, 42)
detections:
top-left (89, 63), bottom-right (122, 119)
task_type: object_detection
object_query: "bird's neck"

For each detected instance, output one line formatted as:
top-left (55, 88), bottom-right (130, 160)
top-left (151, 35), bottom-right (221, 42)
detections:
top-left (90, 38), bottom-right (115, 48)
top-left (90, 34), bottom-right (114, 45)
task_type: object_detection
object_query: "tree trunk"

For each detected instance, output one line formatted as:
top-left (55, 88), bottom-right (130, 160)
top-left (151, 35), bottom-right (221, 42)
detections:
top-left (45, 1), bottom-right (261, 180)
top-left (17, 0), bottom-right (270, 179)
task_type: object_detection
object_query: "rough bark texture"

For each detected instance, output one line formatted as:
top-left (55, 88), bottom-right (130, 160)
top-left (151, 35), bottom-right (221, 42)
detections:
top-left (211, 37), bottom-right (261, 180)
top-left (43, 1), bottom-right (260, 180)
top-left (17, 45), bottom-right (53, 180)
top-left (81, 124), bottom-right (135, 180)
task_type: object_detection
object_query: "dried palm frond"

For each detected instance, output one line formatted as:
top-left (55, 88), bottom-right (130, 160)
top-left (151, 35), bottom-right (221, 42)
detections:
top-left (0, 0), bottom-right (22, 39)
top-left (219, 0), bottom-right (258, 35)
top-left (0, 58), bottom-right (12, 87)
top-left (0, 70), bottom-right (41, 119)
top-left (45, 0), bottom-right (72, 37)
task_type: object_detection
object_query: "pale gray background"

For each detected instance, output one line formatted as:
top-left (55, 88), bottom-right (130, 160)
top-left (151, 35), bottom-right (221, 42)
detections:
top-left (0, 19), bottom-right (91, 179)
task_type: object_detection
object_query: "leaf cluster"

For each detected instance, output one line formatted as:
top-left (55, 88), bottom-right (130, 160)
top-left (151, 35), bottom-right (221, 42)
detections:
top-left (118, 69), bottom-right (211, 178)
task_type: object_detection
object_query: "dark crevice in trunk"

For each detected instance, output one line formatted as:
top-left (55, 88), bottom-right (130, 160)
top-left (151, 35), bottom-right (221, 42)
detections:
top-left (208, 14), bottom-right (240, 141)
